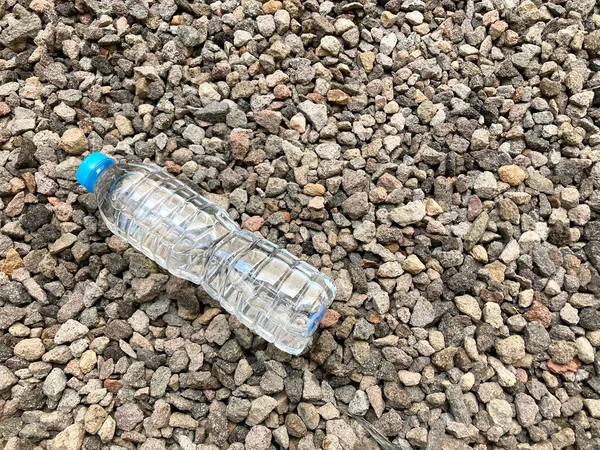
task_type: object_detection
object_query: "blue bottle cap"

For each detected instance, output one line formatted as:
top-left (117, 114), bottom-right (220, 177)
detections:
top-left (76, 153), bottom-right (115, 193)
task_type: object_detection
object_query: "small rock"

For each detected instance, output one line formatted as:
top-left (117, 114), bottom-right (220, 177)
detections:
top-left (115, 403), bottom-right (145, 431)
top-left (402, 254), bottom-right (425, 274)
top-left (14, 338), bottom-right (45, 361)
top-left (60, 128), bottom-right (88, 155)
top-left (43, 367), bottom-right (67, 400)
top-left (498, 165), bottom-right (528, 186)
top-left (247, 396), bottom-right (278, 426)
top-left (455, 295), bottom-right (482, 321)
top-left (254, 110), bottom-right (282, 134)
top-left (49, 233), bottom-right (78, 254)
top-left (327, 89), bottom-right (350, 104)
top-left (389, 201), bottom-right (426, 226)
top-left (115, 115), bottom-right (134, 136)
top-left (85, 404), bottom-right (108, 434)
top-left (487, 399), bottom-right (513, 431)
top-left (0, 365), bottom-right (18, 391)
top-left (411, 299), bottom-right (435, 327)
top-left (495, 335), bottom-right (525, 365)
top-left (348, 390), bottom-right (369, 416)
top-left (245, 425), bottom-right (272, 450)
top-left (205, 314), bottom-right (231, 346)
top-left (298, 101), bottom-right (328, 131)
top-left (2, 248), bottom-right (24, 276)
top-left (49, 423), bottom-right (85, 450)
top-left (54, 319), bottom-right (89, 344)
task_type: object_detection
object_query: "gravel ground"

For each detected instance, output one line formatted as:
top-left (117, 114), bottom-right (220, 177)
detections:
top-left (1, 0), bottom-right (600, 449)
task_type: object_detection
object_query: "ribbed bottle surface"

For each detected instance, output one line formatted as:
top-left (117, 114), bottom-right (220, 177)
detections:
top-left (94, 163), bottom-right (336, 354)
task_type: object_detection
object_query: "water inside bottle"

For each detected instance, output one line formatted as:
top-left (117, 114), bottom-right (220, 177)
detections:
top-left (96, 166), bottom-right (335, 354)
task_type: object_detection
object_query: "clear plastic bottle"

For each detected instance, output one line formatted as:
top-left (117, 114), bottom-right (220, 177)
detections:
top-left (76, 153), bottom-right (336, 354)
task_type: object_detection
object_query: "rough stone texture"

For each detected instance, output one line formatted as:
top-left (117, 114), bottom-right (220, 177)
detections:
top-left (49, 423), bottom-right (85, 450)
top-left (1, 1), bottom-right (600, 449)
top-left (60, 128), bottom-right (88, 155)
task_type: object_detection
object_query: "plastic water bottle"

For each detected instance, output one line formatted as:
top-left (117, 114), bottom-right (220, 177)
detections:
top-left (76, 153), bottom-right (336, 354)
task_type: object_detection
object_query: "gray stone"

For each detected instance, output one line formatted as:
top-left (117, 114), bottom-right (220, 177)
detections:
top-left (0, 365), bottom-right (18, 391)
top-left (245, 425), bottom-right (271, 450)
top-left (464, 212), bottom-right (489, 251)
top-left (43, 368), bottom-right (67, 400)
top-left (348, 390), bottom-right (369, 416)
top-left (205, 314), bottom-right (230, 346)
top-left (150, 366), bottom-right (171, 397)
top-left (342, 193), bottom-right (369, 219)
top-left (298, 101), bottom-right (328, 131)
top-left (515, 393), bottom-right (539, 427)
top-left (54, 320), bottom-right (89, 344)
top-left (487, 399), bottom-right (513, 431)
top-left (0, 5), bottom-right (42, 48)
top-left (247, 396), bottom-right (278, 426)
top-left (410, 299), bottom-right (435, 327)
top-left (115, 403), bottom-right (144, 431)
top-left (495, 335), bottom-right (526, 365)
top-left (523, 322), bottom-right (550, 353)
top-left (389, 201), bottom-right (426, 226)
top-left (446, 384), bottom-right (471, 425)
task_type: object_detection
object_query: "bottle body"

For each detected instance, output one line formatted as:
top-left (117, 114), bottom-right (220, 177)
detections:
top-left (92, 161), bottom-right (335, 354)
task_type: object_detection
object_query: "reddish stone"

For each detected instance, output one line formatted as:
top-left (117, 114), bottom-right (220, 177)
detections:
top-left (104, 379), bottom-right (123, 394)
top-left (0, 102), bottom-right (10, 116)
top-left (516, 368), bottom-right (528, 384)
top-left (467, 195), bottom-right (483, 220)
top-left (107, 235), bottom-right (129, 253)
top-left (1, 398), bottom-right (20, 420)
top-left (4, 192), bottom-right (24, 218)
top-left (490, 21), bottom-right (509, 40)
top-left (319, 309), bottom-right (340, 328)
top-left (307, 93), bottom-right (326, 104)
top-left (165, 161), bottom-right (181, 174)
top-left (375, 97), bottom-right (387, 110)
top-left (273, 84), bottom-right (291, 99)
top-left (230, 129), bottom-right (250, 160)
top-left (480, 288), bottom-right (504, 304)
top-left (281, 211), bottom-right (291, 223)
top-left (244, 216), bottom-right (265, 232)
top-left (64, 359), bottom-right (83, 378)
top-left (377, 173), bottom-right (402, 192)
top-left (254, 110), bottom-right (282, 134)
top-left (547, 358), bottom-right (581, 374)
top-left (523, 301), bottom-right (553, 328)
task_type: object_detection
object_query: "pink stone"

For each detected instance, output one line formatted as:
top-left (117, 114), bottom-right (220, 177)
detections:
top-left (30, 0), bottom-right (52, 12)
top-left (107, 235), bottom-right (129, 253)
top-left (244, 216), bottom-right (265, 232)
top-left (547, 358), bottom-right (581, 374)
top-left (516, 368), bottom-right (528, 384)
top-left (319, 309), bottom-right (340, 328)
top-left (524, 301), bottom-right (552, 328)
top-left (165, 161), bottom-right (181, 174)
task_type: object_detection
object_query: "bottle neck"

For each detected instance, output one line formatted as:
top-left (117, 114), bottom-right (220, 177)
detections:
top-left (76, 153), bottom-right (116, 193)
